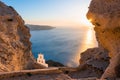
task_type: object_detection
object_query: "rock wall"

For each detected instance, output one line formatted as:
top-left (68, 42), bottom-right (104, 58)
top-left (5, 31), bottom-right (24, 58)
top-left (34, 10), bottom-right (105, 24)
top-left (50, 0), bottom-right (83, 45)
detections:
top-left (79, 48), bottom-right (109, 78)
top-left (0, 1), bottom-right (44, 72)
top-left (86, 0), bottom-right (120, 79)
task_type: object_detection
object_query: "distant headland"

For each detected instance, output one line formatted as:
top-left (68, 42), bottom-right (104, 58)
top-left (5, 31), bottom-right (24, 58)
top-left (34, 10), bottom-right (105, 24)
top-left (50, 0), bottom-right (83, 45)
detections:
top-left (26, 24), bottom-right (55, 31)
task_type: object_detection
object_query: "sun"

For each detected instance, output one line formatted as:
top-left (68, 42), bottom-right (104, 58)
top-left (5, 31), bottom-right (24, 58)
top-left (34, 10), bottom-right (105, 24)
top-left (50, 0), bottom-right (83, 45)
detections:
top-left (88, 19), bottom-right (92, 22)
top-left (81, 18), bottom-right (93, 27)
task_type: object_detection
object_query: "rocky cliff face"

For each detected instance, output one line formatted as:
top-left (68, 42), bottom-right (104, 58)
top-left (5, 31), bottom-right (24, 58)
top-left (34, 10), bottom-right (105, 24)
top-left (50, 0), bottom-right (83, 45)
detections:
top-left (79, 48), bottom-right (109, 78)
top-left (86, 0), bottom-right (120, 79)
top-left (0, 1), bottom-right (44, 72)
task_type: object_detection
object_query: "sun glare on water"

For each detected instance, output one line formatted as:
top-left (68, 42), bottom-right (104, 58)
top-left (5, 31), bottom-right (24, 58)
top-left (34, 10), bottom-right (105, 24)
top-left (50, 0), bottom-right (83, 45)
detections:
top-left (72, 18), bottom-right (97, 66)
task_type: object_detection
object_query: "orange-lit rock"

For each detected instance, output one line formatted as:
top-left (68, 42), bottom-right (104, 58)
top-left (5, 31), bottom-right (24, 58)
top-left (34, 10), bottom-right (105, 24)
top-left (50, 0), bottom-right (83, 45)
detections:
top-left (87, 0), bottom-right (120, 79)
top-left (0, 1), bottom-right (45, 72)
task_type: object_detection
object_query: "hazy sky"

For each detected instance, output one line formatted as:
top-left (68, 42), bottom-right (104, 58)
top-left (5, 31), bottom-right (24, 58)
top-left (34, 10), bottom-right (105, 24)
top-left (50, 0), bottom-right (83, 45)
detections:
top-left (2, 0), bottom-right (92, 27)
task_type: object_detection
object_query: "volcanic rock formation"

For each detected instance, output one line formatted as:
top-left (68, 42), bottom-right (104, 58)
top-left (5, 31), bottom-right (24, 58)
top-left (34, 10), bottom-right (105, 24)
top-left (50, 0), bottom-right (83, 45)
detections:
top-left (0, 1), bottom-right (45, 72)
top-left (87, 0), bottom-right (120, 79)
top-left (79, 48), bottom-right (109, 78)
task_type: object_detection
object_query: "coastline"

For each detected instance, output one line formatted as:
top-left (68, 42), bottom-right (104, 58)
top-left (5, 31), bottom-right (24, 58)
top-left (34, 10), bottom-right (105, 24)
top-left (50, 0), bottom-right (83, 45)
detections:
top-left (26, 24), bottom-right (55, 31)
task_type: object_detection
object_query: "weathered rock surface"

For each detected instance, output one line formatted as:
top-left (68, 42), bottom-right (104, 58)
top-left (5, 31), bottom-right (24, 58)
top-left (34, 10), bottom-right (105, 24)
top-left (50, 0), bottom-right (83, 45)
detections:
top-left (0, 1), bottom-right (45, 72)
top-left (78, 48), bottom-right (109, 78)
top-left (2, 73), bottom-right (73, 80)
top-left (87, 0), bottom-right (120, 79)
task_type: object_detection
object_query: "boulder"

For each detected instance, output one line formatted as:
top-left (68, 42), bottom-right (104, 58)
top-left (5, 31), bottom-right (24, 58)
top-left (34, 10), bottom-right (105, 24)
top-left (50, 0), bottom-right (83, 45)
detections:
top-left (79, 48), bottom-right (109, 78)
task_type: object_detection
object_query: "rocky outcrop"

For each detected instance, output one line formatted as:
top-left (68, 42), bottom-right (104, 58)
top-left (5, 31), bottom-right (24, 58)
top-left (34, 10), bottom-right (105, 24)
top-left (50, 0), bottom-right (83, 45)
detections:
top-left (46, 60), bottom-right (64, 67)
top-left (87, 0), bottom-right (120, 79)
top-left (78, 48), bottom-right (109, 78)
top-left (0, 1), bottom-right (45, 72)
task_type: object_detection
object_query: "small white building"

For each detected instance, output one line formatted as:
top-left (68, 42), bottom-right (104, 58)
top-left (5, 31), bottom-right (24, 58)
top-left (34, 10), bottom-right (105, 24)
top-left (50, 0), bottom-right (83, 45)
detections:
top-left (37, 53), bottom-right (48, 67)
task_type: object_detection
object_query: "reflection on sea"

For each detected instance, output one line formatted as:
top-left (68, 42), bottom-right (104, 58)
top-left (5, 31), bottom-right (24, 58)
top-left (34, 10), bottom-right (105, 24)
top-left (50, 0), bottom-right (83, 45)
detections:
top-left (31, 27), bottom-right (98, 67)
top-left (71, 28), bottom-right (98, 67)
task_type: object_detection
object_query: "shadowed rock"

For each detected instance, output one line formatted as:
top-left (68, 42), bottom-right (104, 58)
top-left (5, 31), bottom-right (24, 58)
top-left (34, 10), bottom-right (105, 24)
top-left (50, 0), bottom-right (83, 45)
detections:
top-left (78, 48), bottom-right (109, 78)
top-left (46, 60), bottom-right (64, 67)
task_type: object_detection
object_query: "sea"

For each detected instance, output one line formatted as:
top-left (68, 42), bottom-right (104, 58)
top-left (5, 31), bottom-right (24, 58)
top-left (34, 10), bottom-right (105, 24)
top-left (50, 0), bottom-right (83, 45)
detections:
top-left (30, 27), bottom-right (98, 67)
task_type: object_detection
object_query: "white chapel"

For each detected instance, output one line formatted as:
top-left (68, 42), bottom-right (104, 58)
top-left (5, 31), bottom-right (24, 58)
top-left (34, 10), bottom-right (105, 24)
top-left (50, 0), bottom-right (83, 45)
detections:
top-left (37, 53), bottom-right (48, 67)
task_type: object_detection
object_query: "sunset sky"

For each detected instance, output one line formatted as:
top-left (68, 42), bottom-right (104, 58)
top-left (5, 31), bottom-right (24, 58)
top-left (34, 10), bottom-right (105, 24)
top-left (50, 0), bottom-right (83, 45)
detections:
top-left (2, 0), bottom-right (92, 27)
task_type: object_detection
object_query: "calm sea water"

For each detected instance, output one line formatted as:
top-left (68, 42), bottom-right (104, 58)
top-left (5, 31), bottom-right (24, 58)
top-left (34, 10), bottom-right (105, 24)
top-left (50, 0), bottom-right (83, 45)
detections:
top-left (30, 27), bottom-right (98, 67)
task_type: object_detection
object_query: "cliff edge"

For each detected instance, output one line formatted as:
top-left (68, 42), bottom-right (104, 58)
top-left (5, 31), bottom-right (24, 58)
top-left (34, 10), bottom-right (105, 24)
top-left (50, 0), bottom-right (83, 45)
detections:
top-left (0, 1), bottom-right (45, 72)
top-left (87, 0), bottom-right (120, 79)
